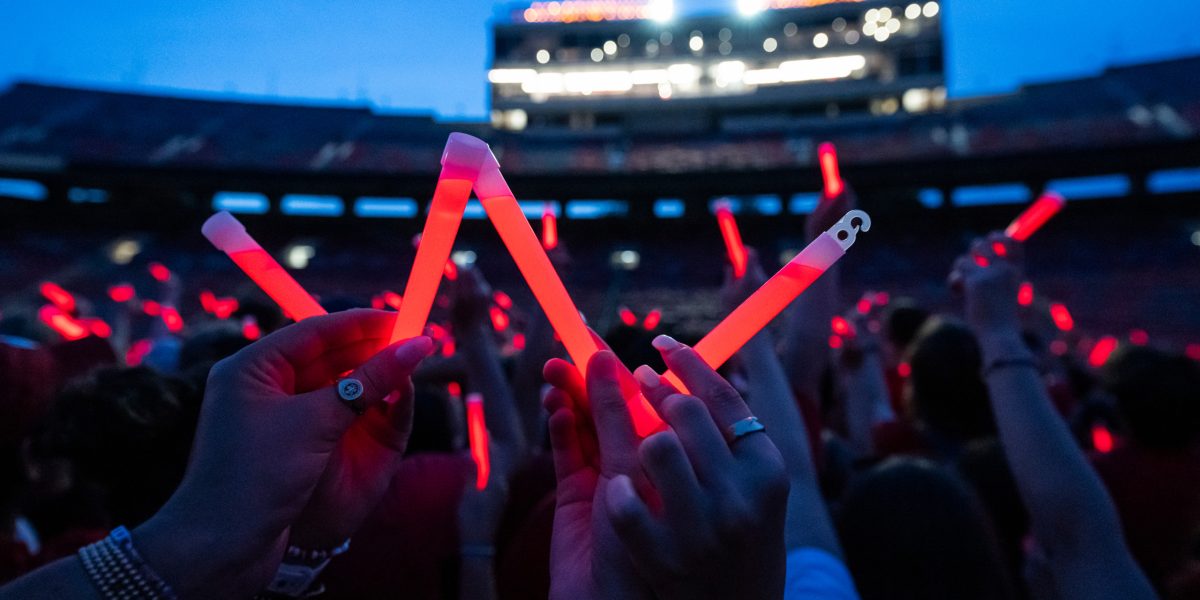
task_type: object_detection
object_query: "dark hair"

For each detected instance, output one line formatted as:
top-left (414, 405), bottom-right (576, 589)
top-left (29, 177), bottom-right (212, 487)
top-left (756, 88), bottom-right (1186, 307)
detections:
top-left (905, 317), bottom-right (996, 444)
top-left (838, 458), bottom-right (1016, 600)
top-left (405, 384), bottom-right (455, 456)
top-left (29, 367), bottom-right (200, 527)
top-left (1104, 346), bottom-right (1200, 450)
top-left (885, 302), bottom-right (930, 352)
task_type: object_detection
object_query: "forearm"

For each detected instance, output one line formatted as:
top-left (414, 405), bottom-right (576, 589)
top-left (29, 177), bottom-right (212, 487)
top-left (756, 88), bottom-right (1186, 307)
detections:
top-left (782, 269), bottom-right (839, 397)
top-left (0, 557), bottom-right (99, 600)
top-left (741, 331), bottom-right (841, 556)
top-left (458, 556), bottom-right (498, 600)
top-left (460, 324), bottom-right (527, 453)
top-left (842, 351), bottom-right (892, 458)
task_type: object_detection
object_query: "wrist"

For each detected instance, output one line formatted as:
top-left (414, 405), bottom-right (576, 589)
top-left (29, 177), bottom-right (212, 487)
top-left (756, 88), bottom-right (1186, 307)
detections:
top-left (134, 506), bottom-right (275, 597)
top-left (975, 330), bottom-right (1033, 364)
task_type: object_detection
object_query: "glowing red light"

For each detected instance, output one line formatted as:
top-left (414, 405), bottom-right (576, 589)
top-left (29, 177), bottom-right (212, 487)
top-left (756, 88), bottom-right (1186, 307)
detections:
top-left (874, 292), bottom-right (890, 306)
top-left (199, 290), bottom-right (217, 313)
top-left (642, 309), bottom-right (662, 331)
top-left (466, 393), bottom-right (490, 490)
top-left (1091, 423), bottom-right (1114, 454)
top-left (371, 296), bottom-right (385, 310)
top-left (213, 298), bottom-right (238, 320)
top-left (84, 318), bottom-right (112, 339)
top-left (161, 306), bottom-right (184, 333)
top-left (241, 316), bottom-right (261, 340)
top-left (441, 337), bottom-right (456, 357)
top-left (142, 300), bottom-right (162, 316)
top-left (126, 339), bottom-right (152, 366)
top-left (1088, 336), bottom-right (1118, 368)
top-left (447, 382), bottom-right (462, 398)
top-left (1185, 344), bottom-right (1200, 361)
top-left (1005, 193), bottom-right (1066, 242)
top-left (831, 315), bottom-right (854, 337)
top-left (856, 297), bottom-right (872, 315)
top-left (897, 361), bottom-right (912, 378)
top-left (490, 306), bottom-right (511, 331)
top-left (512, 332), bottom-right (526, 350)
top-left (818, 142), bottom-right (844, 198)
top-left (148, 262), bottom-right (171, 282)
top-left (493, 290), bottom-right (513, 310)
top-left (108, 284), bottom-right (136, 303)
top-left (382, 291), bottom-right (404, 311)
top-left (427, 323), bottom-right (448, 340)
top-left (991, 241), bottom-right (1008, 257)
top-left (828, 335), bottom-right (843, 349)
top-left (391, 179), bottom-right (472, 342)
top-left (1129, 329), bottom-right (1149, 346)
top-left (39, 282), bottom-right (76, 313)
top-left (541, 204), bottom-right (558, 250)
top-left (974, 255), bottom-right (990, 267)
top-left (618, 307), bottom-right (637, 327)
top-left (443, 261), bottom-right (458, 281)
top-left (1050, 340), bottom-right (1069, 356)
top-left (38, 306), bottom-right (88, 341)
top-left (1049, 303), bottom-right (1074, 332)
top-left (715, 205), bottom-right (748, 278)
top-left (1017, 282), bottom-right (1034, 306)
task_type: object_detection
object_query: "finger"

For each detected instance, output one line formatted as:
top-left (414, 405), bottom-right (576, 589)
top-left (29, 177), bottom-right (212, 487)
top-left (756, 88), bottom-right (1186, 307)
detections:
top-left (587, 351), bottom-right (641, 476)
top-left (604, 474), bottom-right (670, 571)
top-left (653, 335), bottom-right (752, 428)
top-left (633, 364), bottom-right (680, 412)
top-left (547, 403), bottom-right (589, 483)
top-left (294, 336), bottom-right (433, 441)
top-left (294, 336), bottom-right (390, 392)
top-left (250, 308), bottom-right (396, 369)
top-left (638, 431), bottom-right (704, 526)
top-left (544, 369), bottom-right (601, 470)
top-left (544, 358), bottom-right (586, 405)
top-left (656, 393), bottom-right (735, 484)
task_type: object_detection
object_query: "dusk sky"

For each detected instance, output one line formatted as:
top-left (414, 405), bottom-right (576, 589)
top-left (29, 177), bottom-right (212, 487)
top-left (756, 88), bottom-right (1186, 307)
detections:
top-left (1, 0), bottom-right (1196, 119)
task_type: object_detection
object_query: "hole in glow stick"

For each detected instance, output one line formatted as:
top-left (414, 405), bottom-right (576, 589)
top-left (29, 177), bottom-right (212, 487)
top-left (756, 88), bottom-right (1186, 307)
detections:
top-left (897, 361), bottom-right (912, 378)
top-left (161, 306), bottom-right (184, 333)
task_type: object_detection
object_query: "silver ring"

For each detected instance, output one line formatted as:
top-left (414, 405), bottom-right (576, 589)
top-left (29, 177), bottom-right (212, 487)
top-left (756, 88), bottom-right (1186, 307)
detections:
top-left (337, 377), bottom-right (366, 415)
top-left (724, 416), bottom-right (766, 445)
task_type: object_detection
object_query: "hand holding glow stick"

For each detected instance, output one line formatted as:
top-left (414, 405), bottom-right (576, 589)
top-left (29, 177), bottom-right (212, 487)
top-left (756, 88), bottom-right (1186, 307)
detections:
top-left (389, 134), bottom-right (478, 343)
top-left (1005, 192), bottom-right (1066, 242)
top-left (450, 134), bottom-right (665, 436)
top-left (818, 142), bottom-right (844, 198)
top-left (664, 210), bottom-right (872, 390)
top-left (715, 203), bottom-right (748, 278)
top-left (202, 211), bottom-right (327, 321)
top-left (466, 392), bottom-right (490, 490)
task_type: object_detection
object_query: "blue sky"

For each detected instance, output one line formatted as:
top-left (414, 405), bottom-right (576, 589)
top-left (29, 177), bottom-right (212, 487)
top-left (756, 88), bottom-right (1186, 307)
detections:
top-left (1, 1), bottom-right (1196, 119)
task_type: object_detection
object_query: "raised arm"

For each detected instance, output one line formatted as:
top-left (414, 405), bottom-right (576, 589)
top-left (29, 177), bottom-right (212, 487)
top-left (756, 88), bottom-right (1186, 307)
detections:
top-left (952, 233), bottom-right (1154, 600)
top-left (837, 311), bottom-right (894, 459)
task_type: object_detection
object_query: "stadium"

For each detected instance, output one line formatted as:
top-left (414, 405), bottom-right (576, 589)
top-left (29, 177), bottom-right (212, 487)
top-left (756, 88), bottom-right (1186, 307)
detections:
top-left (2, 1), bottom-right (1200, 599)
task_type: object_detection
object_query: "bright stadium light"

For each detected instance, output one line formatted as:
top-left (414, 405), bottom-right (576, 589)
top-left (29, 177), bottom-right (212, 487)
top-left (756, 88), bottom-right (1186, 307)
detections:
top-left (648, 0), bottom-right (674, 22)
top-left (737, 0), bottom-right (769, 17)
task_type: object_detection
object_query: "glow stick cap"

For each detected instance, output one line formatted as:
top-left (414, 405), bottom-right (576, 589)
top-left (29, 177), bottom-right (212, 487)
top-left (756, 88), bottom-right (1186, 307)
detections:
top-left (441, 133), bottom-right (497, 181)
top-left (202, 211), bottom-right (257, 253)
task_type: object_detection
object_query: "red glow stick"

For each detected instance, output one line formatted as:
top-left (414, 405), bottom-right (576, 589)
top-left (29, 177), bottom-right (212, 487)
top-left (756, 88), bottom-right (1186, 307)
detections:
top-left (38, 306), bottom-right (88, 341)
top-left (1018, 282), bottom-right (1034, 306)
top-left (512, 332), bottom-right (526, 350)
top-left (542, 203), bottom-right (558, 250)
top-left (715, 204), bottom-right (748, 278)
top-left (828, 335), bottom-right (843, 349)
top-left (39, 282), bottom-right (76, 313)
top-left (161, 306), bottom-right (184, 333)
top-left (459, 135), bottom-right (664, 437)
top-left (382, 291), bottom-right (404, 311)
top-left (83, 318), bottom-right (112, 339)
top-left (897, 361), bottom-right (912, 378)
top-left (126, 339), bottom-right (152, 365)
top-left (200, 291), bottom-right (217, 313)
top-left (1091, 423), bottom-right (1114, 454)
top-left (831, 315), bottom-right (855, 337)
top-left (202, 211), bottom-right (327, 322)
top-left (663, 210), bottom-right (871, 391)
top-left (1005, 192), bottom-right (1066, 242)
top-left (241, 315), bottom-right (262, 340)
top-left (619, 307), bottom-right (638, 327)
top-left (1049, 303), bottom-right (1074, 332)
top-left (490, 306), bottom-right (511, 332)
top-left (148, 262), bottom-right (172, 282)
top-left (443, 261), bottom-right (459, 281)
top-left (643, 309), bottom-right (662, 330)
top-left (108, 284), bottom-right (136, 303)
top-left (818, 142), bottom-right (844, 198)
top-left (466, 392), bottom-right (491, 490)
top-left (142, 300), bottom-right (162, 316)
top-left (1088, 335), bottom-right (1118, 368)
top-left (1129, 329), bottom-right (1149, 346)
top-left (493, 290), bottom-right (513, 310)
top-left (856, 297), bottom-right (872, 315)
top-left (389, 136), bottom-right (477, 343)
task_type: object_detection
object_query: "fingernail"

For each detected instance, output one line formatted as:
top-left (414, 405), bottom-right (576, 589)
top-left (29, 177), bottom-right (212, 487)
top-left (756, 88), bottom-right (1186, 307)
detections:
top-left (633, 365), bottom-right (660, 389)
top-left (402, 336), bottom-right (434, 357)
top-left (651, 335), bottom-right (682, 352)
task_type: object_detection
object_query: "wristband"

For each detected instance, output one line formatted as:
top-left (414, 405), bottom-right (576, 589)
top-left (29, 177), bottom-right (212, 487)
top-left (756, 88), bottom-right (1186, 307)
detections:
top-left (256, 539), bottom-right (351, 599)
top-left (78, 526), bottom-right (178, 600)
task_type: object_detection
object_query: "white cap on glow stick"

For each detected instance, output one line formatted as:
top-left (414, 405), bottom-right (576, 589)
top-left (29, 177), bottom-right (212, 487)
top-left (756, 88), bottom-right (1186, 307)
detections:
top-left (441, 133), bottom-right (495, 181)
top-left (796, 209), bottom-right (871, 271)
top-left (201, 211), bottom-right (261, 254)
top-left (466, 392), bottom-right (484, 405)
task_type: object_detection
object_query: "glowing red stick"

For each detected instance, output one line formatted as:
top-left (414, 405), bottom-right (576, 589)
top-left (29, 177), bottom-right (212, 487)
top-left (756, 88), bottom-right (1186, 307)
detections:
top-left (443, 261), bottom-right (459, 281)
top-left (493, 291), bottom-right (513, 310)
top-left (466, 393), bottom-right (491, 490)
top-left (39, 282), bottom-right (76, 313)
top-left (715, 204), bottom-right (748, 278)
top-left (512, 332), bottom-right (526, 350)
top-left (1018, 282), bottom-right (1034, 306)
top-left (1129, 329), bottom-right (1149, 346)
top-left (490, 306), bottom-right (511, 332)
top-left (542, 203), bottom-right (559, 250)
top-left (664, 210), bottom-right (871, 391)
top-left (1088, 335), bottom-right (1118, 368)
top-left (818, 142), bottom-right (844, 198)
top-left (1005, 192), bottom-right (1066, 242)
top-left (1049, 303), bottom-right (1074, 332)
top-left (202, 211), bottom-right (327, 322)
top-left (199, 291), bottom-right (217, 313)
top-left (142, 300), bottom-right (162, 316)
top-left (461, 135), bottom-right (664, 436)
top-left (389, 136), bottom-right (477, 343)
top-left (856, 297), bottom-right (872, 315)
top-left (897, 361), bottom-right (912, 378)
top-left (382, 291), bottom-right (404, 311)
top-left (619, 307), bottom-right (637, 327)
top-left (241, 316), bottom-right (261, 340)
top-left (214, 298), bottom-right (238, 319)
top-left (126, 339), bottom-right (152, 365)
top-left (831, 315), bottom-right (855, 337)
top-left (1091, 423), bottom-right (1114, 454)
top-left (148, 262), bottom-right (172, 282)
top-left (642, 309), bottom-right (662, 330)
top-left (161, 306), bottom-right (184, 333)
top-left (83, 318), bottom-right (112, 339)
top-left (38, 306), bottom-right (88, 341)
top-left (108, 284), bottom-right (136, 303)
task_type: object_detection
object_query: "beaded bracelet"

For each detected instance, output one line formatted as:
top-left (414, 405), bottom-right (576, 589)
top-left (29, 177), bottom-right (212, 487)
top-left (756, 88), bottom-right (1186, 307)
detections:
top-left (78, 526), bottom-right (177, 600)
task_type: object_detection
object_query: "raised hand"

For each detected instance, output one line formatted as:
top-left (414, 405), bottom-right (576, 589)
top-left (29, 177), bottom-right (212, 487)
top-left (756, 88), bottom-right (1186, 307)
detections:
top-left (617, 336), bottom-right (790, 600)
top-left (949, 231), bottom-right (1025, 337)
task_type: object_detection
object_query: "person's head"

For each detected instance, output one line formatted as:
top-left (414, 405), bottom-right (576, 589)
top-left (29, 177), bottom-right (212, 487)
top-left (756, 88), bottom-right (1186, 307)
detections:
top-left (904, 317), bottom-right (996, 444)
top-left (838, 458), bottom-right (1016, 600)
top-left (1103, 346), bottom-right (1200, 450)
top-left (29, 366), bottom-right (200, 527)
top-left (884, 301), bottom-right (930, 356)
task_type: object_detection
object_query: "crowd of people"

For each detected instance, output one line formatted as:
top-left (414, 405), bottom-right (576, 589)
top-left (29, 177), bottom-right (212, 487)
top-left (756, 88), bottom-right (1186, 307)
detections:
top-left (0, 185), bottom-right (1197, 600)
